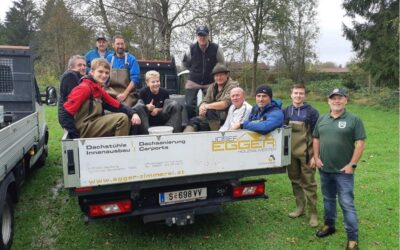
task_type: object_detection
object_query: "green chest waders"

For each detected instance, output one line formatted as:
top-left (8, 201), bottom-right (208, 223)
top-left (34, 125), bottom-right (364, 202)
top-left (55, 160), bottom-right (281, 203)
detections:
top-left (106, 54), bottom-right (138, 107)
top-left (289, 121), bottom-right (313, 163)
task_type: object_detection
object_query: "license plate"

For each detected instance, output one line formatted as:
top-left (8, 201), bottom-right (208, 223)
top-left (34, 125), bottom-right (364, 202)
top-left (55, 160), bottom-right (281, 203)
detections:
top-left (159, 187), bottom-right (207, 206)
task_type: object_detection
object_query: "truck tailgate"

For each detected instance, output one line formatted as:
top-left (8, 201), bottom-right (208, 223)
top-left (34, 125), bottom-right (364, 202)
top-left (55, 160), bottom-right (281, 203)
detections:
top-left (62, 127), bottom-right (291, 188)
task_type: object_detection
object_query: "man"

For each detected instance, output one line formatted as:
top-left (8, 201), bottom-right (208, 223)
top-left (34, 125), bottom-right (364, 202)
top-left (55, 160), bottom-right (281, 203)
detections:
top-left (313, 88), bottom-right (366, 250)
top-left (219, 87), bottom-right (252, 132)
top-left (58, 55), bottom-right (86, 126)
top-left (283, 84), bottom-right (319, 227)
top-left (85, 33), bottom-right (113, 72)
top-left (242, 85), bottom-right (284, 134)
top-left (182, 25), bottom-right (225, 119)
top-left (106, 35), bottom-right (140, 107)
top-left (137, 70), bottom-right (182, 134)
top-left (184, 64), bottom-right (237, 132)
top-left (59, 58), bottom-right (141, 138)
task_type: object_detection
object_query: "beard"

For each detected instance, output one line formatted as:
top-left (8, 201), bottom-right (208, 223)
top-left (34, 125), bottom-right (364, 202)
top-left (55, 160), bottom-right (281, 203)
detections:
top-left (117, 48), bottom-right (125, 55)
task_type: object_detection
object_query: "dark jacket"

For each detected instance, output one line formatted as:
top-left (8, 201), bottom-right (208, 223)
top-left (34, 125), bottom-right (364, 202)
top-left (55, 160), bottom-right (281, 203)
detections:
top-left (283, 102), bottom-right (319, 132)
top-left (243, 99), bottom-right (284, 134)
top-left (183, 42), bottom-right (218, 85)
top-left (58, 70), bottom-right (82, 126)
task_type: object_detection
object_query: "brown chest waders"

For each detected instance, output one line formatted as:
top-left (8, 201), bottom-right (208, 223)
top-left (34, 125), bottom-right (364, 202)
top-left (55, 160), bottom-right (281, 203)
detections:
top-left (106, 53), bottom-right (138, 107)
top-left (74, 95), bottom-right (130, 138)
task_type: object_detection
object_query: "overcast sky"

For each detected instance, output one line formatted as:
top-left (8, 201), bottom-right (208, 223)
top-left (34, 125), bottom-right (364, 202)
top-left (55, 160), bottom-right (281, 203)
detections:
top-left (0, 0), bottom-right (355, 66)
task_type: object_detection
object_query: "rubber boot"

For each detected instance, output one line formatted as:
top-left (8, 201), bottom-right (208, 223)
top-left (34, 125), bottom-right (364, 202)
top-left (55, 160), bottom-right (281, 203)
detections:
top-left (183, 125), bottom-right (196, 133)
top-left (208, 120), bottom-right (221, 131)
top-left (308, 202), bottom-right (318, 227)
top-left (288, 191), bottom-right (305, 218)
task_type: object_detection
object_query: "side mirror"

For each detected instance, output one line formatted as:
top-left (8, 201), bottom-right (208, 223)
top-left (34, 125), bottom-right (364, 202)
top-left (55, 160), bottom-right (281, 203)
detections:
top-left (44, 86), bottom-right (57, 105)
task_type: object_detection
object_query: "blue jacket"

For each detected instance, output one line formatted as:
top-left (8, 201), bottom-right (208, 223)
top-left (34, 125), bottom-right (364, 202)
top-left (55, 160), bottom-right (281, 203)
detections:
top-left (85, 48), bottom-right (113, 73)
top-left (106, 52), bottom-right (140, 87)
top-left (243, 99), bottom-right (284, 134)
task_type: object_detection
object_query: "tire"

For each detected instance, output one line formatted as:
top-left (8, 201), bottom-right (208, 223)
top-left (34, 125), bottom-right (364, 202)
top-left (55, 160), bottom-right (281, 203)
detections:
top-left (0, 194), bottom-right (14, 250)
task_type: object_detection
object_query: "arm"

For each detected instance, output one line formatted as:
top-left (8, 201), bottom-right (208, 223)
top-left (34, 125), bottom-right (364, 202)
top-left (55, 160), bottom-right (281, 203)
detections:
top-left (312, 138), bottom-right (323, 168)
top-left (219, 106), bottom-right (234, 131)
top-left (340, 140), bottom-right (366, 173)
top-left (243, 109), bottom-right (284, 134)
top-left (182, 48), bottom-right (191, 70)
top-left (216, 46), bottom-right (225, 65)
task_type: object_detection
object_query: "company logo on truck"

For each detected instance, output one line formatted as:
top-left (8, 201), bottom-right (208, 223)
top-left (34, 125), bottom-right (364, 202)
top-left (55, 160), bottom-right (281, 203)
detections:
top-left (211, 132), bottom-right (276, 152)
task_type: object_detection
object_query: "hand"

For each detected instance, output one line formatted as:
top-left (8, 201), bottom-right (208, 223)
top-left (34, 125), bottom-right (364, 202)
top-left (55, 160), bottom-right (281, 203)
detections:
top-left (150, 108), bottom-right (161, 116)
top-left (146, 99), bottom-right (155, 112)
top-left (309, 157), bottom-right (316, 168)
top-left (199, 104), bottom-right (207, 117)
top-left (230, 122), bottom-right (241, 130)
top-left (117, 93), bottom-right (127, 102)
top-left (340, 164), bottom-right (354, 174)
top-left (314, 157), bottom-right (324, 169)
top-left (131, 113), bottom-right (141, 125)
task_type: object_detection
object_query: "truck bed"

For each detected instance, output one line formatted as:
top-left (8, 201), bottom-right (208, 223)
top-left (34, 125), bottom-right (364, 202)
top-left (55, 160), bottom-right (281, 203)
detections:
top-left (62, 127), bottom-right (291, 192)
top-left (0, 112), bottom-right (39, 180)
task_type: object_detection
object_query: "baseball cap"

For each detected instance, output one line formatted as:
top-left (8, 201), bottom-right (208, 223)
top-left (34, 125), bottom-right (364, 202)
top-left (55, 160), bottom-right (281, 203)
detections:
top-left (328, 88), bottom-right (347, 98)
top-left (96, 33), bottom-right (107, 41)
top-left (196, 25), bottom-right (209, 36)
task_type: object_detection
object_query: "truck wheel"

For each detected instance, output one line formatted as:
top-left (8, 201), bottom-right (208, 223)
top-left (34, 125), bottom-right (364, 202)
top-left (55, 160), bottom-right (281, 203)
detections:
top-left (0, 194), bottom-right (14, 250)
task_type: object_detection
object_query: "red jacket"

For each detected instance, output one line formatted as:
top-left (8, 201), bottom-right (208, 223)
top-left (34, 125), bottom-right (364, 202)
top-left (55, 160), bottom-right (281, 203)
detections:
top-left (64, 77), bottom-right (120, 115)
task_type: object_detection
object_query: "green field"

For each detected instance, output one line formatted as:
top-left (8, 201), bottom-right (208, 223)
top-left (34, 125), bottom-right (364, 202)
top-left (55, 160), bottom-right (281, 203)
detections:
top-left (12, 101), bottom-right (399, 250)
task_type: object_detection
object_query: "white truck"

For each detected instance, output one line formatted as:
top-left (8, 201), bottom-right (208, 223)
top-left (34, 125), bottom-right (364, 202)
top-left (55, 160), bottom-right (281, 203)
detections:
top-left (0, 46), bottom-right (56, 249)
top-left (62, 127), bottom-right (291, 225)
top-left (61, 59), bottom-right (292, 225)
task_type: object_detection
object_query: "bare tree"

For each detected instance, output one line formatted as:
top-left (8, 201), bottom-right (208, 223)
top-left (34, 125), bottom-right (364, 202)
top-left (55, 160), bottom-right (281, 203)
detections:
top-left (273, 0), bottom-right (318, 82)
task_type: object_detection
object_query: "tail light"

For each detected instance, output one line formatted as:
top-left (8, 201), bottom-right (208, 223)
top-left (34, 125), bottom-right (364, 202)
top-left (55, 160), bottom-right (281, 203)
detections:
top-left (232, 183), bottom-right (265, 198)
top-left (89, 200), bottom-right (132, 217)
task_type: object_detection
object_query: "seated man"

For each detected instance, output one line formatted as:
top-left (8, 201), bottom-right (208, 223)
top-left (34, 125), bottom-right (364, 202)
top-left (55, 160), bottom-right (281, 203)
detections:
top-left (184, 64), bottom-right (238, 132)
top-left (219, 87), bottom-right (252, 131)
top-left (58, 55), bottom-right (86, 126)
top-left (242, 85), bottom-right (284, 134)
top-left (59, 58), bottom-right (141, 138)
top-left (136, 70), bottom-right (182, 133)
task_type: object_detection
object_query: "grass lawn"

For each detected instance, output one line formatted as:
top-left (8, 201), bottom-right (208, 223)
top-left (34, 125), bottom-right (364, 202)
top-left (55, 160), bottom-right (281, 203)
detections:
top-left (12, 100), bottom-right (399, 250)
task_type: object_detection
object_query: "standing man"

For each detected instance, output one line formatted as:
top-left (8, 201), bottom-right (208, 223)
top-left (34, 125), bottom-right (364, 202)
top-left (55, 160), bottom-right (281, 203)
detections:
top-left (283, 83), bottom-right (319, 227)
top-left (182, 25), bottom-right (225, 119)
top-left (313, 88), bottom-right (366, 250)
top-left (219, 87), bottom-right (252, 132)
top-left (58, 55), bottom-right (86, 126)
top-left (184, 64), bottom-right (237, 132)
top-left (242, 85), bottom-right (284, 134)
top-left (106, 35), bottom-right (140, 107)
top-left (85, 33), bottom-right (113, 72)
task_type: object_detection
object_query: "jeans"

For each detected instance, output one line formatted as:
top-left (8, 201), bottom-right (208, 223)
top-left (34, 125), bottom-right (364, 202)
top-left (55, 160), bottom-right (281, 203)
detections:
top-left (185, 88), bottom-right (207, 119)
top-left (319, 170), bottom-right (358, 241)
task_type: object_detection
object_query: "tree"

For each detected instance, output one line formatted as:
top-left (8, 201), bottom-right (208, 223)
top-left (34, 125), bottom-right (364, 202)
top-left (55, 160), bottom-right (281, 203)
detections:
top-left (3, 0), bottom-right (39, 46)
top-left (273, 0), bottom-right (318, 83)
top-left (230, 0), bottom-right (278, 96)
top-left (36, 0), bottom-right (91, 75)
top-left (343, 0), bottom-right (399, 88)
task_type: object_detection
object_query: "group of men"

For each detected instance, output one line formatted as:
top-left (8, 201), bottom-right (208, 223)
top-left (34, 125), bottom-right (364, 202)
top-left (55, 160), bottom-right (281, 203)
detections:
top-left (58, 26), bottom-right (366, 250)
